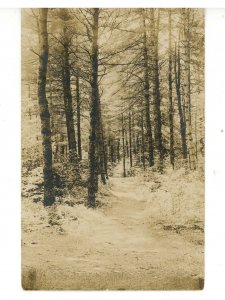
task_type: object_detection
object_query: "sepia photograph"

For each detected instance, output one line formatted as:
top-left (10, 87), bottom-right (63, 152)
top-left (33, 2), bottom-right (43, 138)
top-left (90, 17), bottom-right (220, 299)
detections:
top-left (21, 8), bottom-right (204, 290)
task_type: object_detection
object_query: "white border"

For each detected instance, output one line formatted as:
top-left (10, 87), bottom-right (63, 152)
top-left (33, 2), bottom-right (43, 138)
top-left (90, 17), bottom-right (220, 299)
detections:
top-left (205, 7), bottom-right (225, 298)
top-left (2, 0), bottom-right (225, 8)
top-left (0, 4), bottom-right (225, 300)
top-left (0, 6), bottom-right (21, 298)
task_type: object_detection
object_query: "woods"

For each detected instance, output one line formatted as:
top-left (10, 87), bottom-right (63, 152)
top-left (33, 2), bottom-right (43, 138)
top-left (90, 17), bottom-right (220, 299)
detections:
top-left (22, 8), bottom-right (204, 290)
top-left (22, 8), bottom-right (204, 207)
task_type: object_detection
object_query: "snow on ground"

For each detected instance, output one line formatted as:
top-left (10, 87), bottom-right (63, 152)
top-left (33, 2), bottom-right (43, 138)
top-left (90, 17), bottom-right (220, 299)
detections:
top-left (22, 162), bottom-right (204, 290)
top-left (138, 165), bottom-right (204, 245)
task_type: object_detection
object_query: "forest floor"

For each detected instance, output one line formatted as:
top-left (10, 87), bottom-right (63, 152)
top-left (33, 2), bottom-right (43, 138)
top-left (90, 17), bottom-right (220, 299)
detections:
top-left (22, 162), bottom-right (204, 290)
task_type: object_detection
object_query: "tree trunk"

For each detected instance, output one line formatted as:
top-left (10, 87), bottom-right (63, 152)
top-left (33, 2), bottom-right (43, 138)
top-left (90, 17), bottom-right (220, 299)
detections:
top-left (122, 114), bottom-right (126, 177)
top-left (142, 9), bottom-right (154, 167)
top-left (103, 139), bottom-right (108, 179)
top-left (62, 33), bottom-right (78, 164)
top-left (48, 75), bottom-right (55, 137)
top-left (151, 9), bottom-right (163, 172)
top-left (125, 129), bottom-right (129, 158)
top-left (88, 8), bottom-right (100, 207)
top-left (195, 103), bottom-right (198, 162)
top-left (76, 75), bottom-right (82, 160)
top-left (136, 133), bottom-right (140, 155)
top-left (98, 100), bottom-right (106, 184)
top-left (183, 8), bottom-right (196, 170)
top-left (37, 8), bottom-right (55, 206)
top-left (174, 42), bottom-right (188, 159)
top-left (110, 139), bottom-right (114, 163)
top-left (132, 111), bottom-right (136, 156)
top-left (117, 139), bottom-right (120, 162)
top-left (141, 110), bottom-right (146, 170)
top-left (128, 111), bottom-right (133, 167)
top-left (168, 10), bottom-right (175, 169)
top-left (104, 137), bottom-right (108, 179)
top-left (107, 139), bottom-right (111, 162)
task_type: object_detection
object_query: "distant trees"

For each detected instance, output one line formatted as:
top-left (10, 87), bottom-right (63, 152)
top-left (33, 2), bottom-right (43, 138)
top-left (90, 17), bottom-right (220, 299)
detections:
top-left (113, 8), bottom-right (204, 173)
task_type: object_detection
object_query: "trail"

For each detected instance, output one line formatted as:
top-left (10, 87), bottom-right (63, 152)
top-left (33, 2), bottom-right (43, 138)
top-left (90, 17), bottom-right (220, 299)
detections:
top-left (22, 163), bottom-right (204, 290)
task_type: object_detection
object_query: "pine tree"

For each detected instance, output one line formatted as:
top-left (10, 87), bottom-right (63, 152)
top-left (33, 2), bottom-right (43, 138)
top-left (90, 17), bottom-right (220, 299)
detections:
top-left (37, 8), bottom-right (55, 206)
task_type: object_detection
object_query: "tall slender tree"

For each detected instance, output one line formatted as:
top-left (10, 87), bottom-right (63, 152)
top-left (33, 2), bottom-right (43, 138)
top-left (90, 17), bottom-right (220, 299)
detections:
top-left (97, 97), bottom-right (107, 184)
top-left (88, 8), bottom-right (100, 207)
top-left (141, 110), bottom-right (146, 170)
top-left (37, 8), bottom-right (55, 206)
top-left (122, 113), bottom-right (126, 177)
top-left (151, 9), bottom-right (163, 172)
top-left (168, 10), bottom-right (175, 168)
top-left (76, 74), bottom-right (82, 160)
top-left (183, 8), bottom-right (196, 170)
top-left (128, 110), bottom-right (133, 167)
top-left (142, 9), bottom-right (154, 167)
top-left (174, 42), bottom-right (187, 159)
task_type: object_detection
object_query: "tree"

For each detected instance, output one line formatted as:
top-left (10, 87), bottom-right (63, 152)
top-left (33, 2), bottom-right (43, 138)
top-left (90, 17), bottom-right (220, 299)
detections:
top-left (76, 74), bottom-right (82, 160)
top-left (22, 8), bottom-right (204, 210)
top-left (87, 8), bottom-right (100, 208)
top-left (182, 8), bottom-right (196, 170)
top-left (142, 9), bottom-right (154, 167)
top-left (150, 9), bottom-right (163, 172)
top-left (97, 97), bottom-right (107, 184)
top-left (122, 113), bottom-right (126, 177)
top-left (57, 10), bottom-right (80, 170)
top-left (61, 27), bottom-right (78, 162)
top-left (168, 10), bottom-right (175, 168)
top-left (128, 110), bottom-right (133, 167)
top-left (174, 41), bottom-right (187, 159)
top-left (141, 110), bottom-right (146, 170)
top-left (37, 8), bottom-right (55, 206)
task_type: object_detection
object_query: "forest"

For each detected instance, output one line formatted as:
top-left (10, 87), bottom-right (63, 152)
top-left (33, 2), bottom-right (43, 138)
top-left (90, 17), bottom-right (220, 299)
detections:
top-left (22, 8), bottom-right (204, 290)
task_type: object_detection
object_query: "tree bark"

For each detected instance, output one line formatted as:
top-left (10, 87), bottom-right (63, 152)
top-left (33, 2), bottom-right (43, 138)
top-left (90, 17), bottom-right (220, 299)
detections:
top-left (141, 110), bottom-right (146, 170)
top-left (132, 111), bottom-right (136, 156)
top-left (88, 8), bottom-right (100, 207)
top-left (104, 137), bottom-right (108, 179)
top-left (76, 75), bottom-right (82, 160)
top-left (128, 110), bottom-right (133, 167)
top-left (62, 31), bottom-right (78, 164)
top-left (103, 138), bottom-right (108, 179)
top-left (174, 42), bottom-right (188, 159)
top-left (117, 139), bottom-right (120, 162)
top-left (136, 134), bottom-right (140, 155)
top-left (151, 9), bottom-right (163, 172)
top-left (142, 9), bottom-right (154, 167)
top-left (110, 139), bottom-right (114, 163)
top-left (37, 8), bottom-right (55, 206)
top-left (183, 8), bottom-right (196, 170)
top-left (168, 10), bottom-right (175, 169)
top-left (122, 114), bottom-right (126, 177)
top-left (125, 129), bottom-right (129, 158)
top-left (97, 100), bottom-right (106, 184)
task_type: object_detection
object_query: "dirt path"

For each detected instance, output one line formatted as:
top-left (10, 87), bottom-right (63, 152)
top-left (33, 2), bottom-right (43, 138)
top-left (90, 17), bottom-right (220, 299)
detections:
top-left (22, 164), bottom-right (204, 290)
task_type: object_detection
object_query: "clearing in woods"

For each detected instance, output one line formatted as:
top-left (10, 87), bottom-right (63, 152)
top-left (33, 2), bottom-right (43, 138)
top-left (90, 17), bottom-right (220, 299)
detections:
top-left (22, 163), bottom-right (204, 290)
